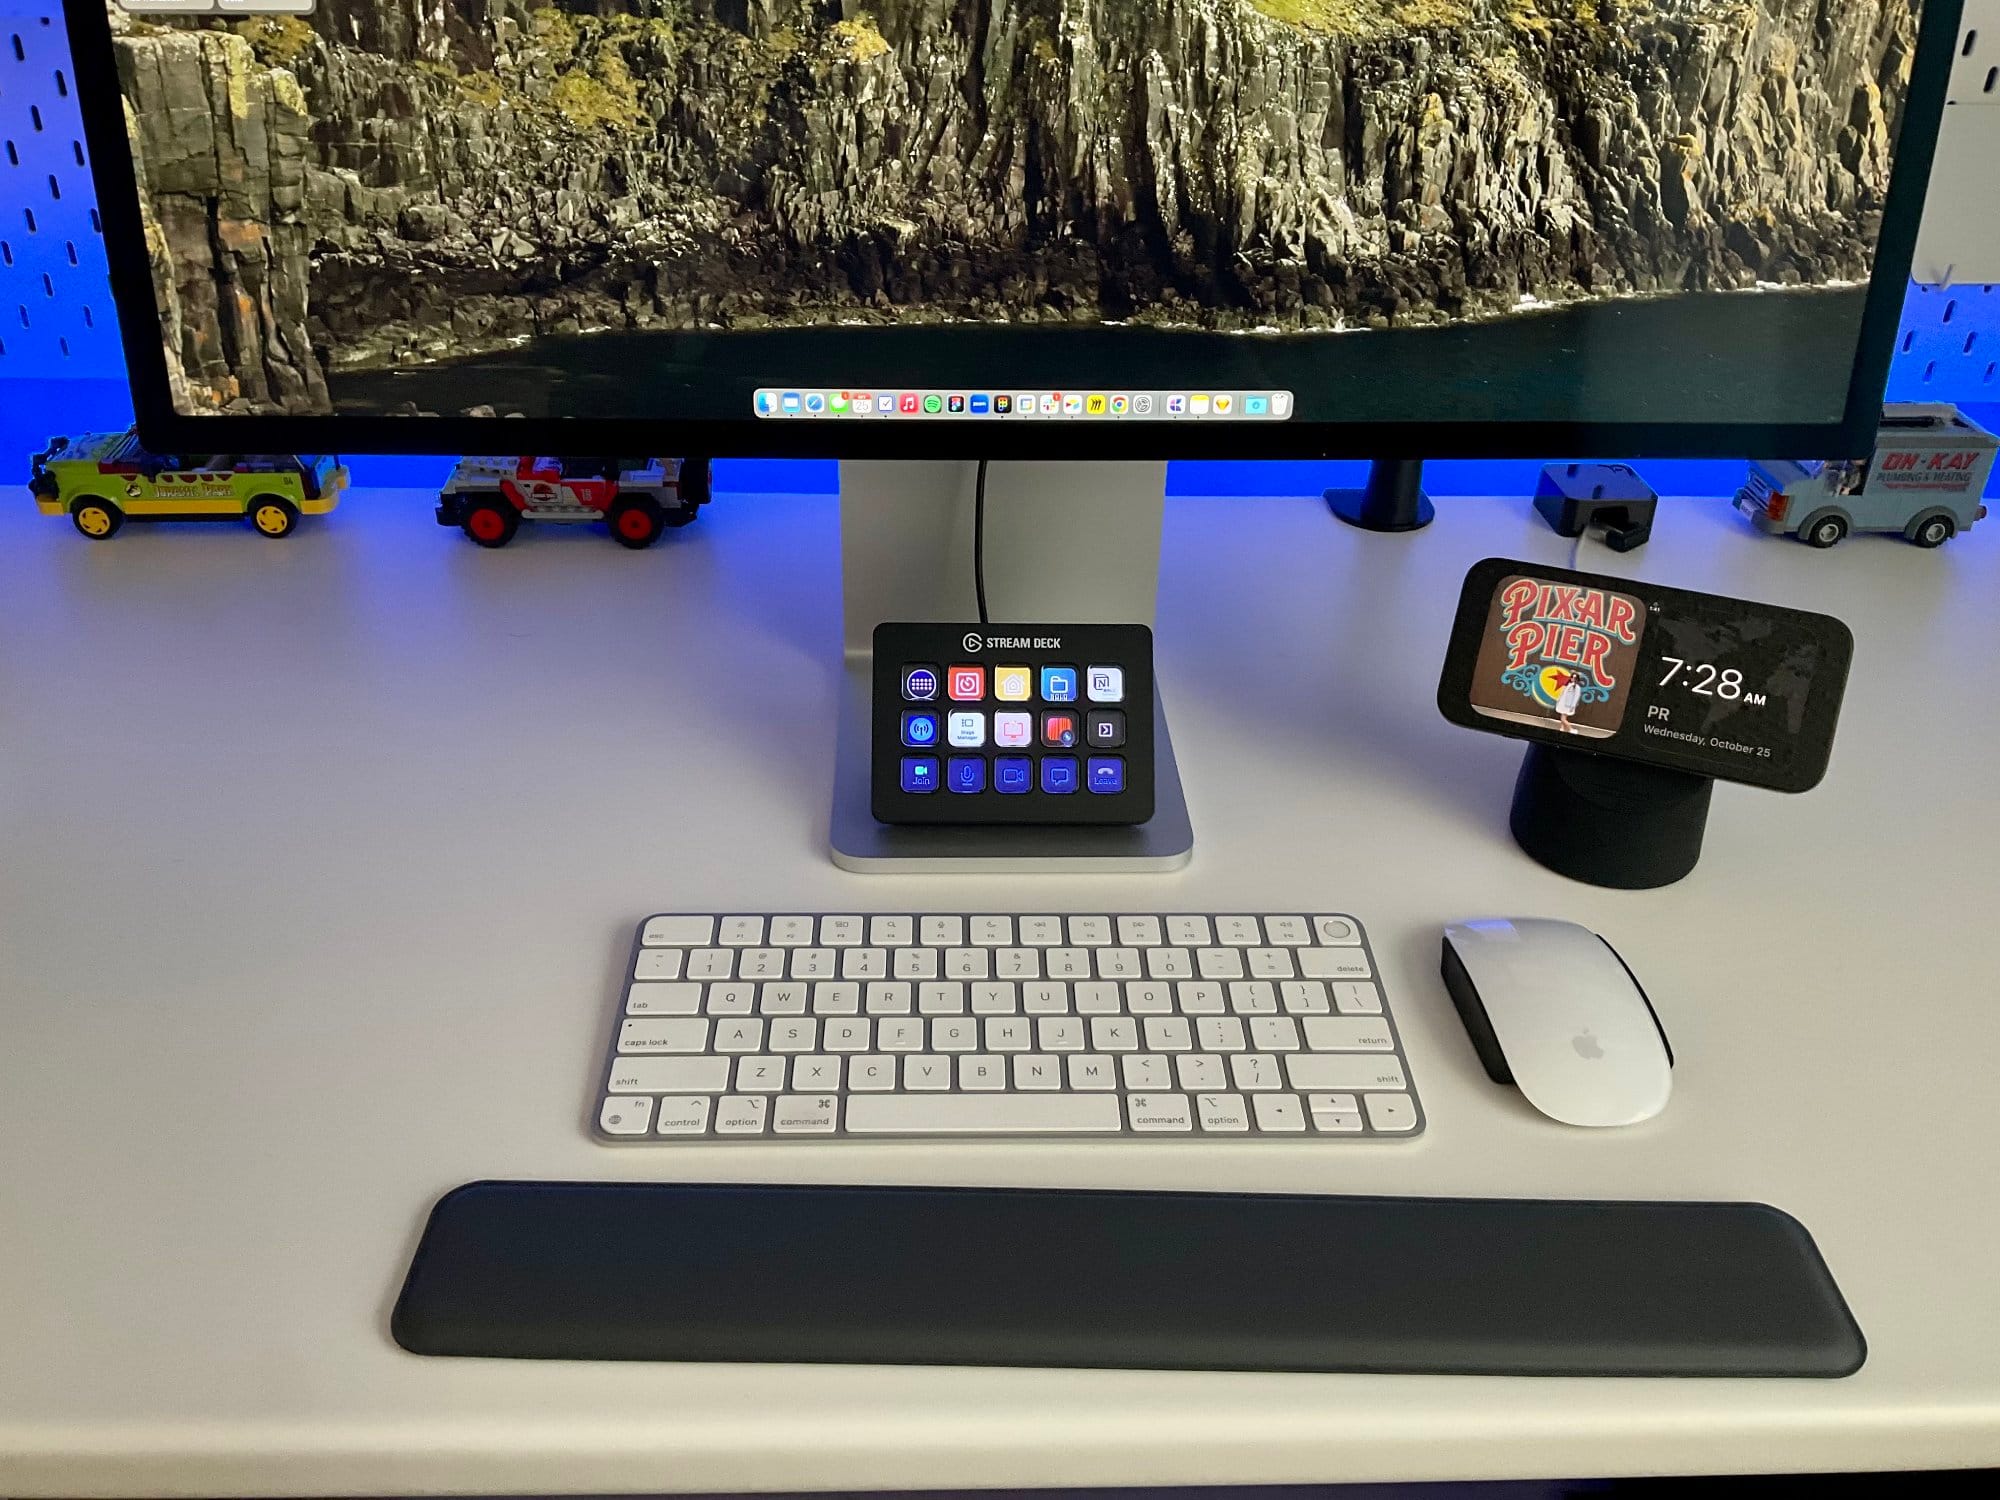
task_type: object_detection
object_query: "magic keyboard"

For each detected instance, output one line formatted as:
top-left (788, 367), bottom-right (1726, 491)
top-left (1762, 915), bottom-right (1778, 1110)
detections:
top-left (594, 913), bottom-right (1423, 1140)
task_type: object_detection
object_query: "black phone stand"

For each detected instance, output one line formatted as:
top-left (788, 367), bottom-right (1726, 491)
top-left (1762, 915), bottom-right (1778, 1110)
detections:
top-left (1509, 743), bottom-right (1714, 889)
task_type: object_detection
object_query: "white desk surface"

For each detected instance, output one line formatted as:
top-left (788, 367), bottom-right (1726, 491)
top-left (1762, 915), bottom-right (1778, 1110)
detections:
top-left (2, 484), bottom-right (1997, 1496)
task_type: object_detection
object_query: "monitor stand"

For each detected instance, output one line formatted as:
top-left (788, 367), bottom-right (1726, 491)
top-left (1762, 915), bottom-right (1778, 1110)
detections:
top-left (1325, 458), bottom-right (1435, 531)
top-left (829, 460), bottom-right (1194, 874)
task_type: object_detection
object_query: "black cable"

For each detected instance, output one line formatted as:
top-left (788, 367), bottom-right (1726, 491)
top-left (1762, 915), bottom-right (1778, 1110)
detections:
top-left (973, 458), bottom-right (990, 626)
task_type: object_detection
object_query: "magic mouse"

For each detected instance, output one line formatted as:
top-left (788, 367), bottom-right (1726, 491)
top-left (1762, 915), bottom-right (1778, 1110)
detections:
top-left (1440, 918), bottom-right (1672, 1127)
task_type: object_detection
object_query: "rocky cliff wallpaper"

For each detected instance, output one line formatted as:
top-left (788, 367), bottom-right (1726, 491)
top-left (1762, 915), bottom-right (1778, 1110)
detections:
top-left (102, 0), bottom-right (1923, 424)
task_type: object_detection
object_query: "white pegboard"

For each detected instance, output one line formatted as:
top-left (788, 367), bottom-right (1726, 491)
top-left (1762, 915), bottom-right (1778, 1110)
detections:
top-left (0, 10), bottom-right (120, 374)
top-left (0, 5), bottom-right (1992, 407)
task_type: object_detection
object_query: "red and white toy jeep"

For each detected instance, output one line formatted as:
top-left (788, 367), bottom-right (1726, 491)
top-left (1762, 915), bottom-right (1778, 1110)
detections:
top-left (436, 456), bottom-right (711, 548)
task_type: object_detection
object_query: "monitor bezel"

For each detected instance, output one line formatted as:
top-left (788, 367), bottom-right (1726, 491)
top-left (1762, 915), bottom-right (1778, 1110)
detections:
top-left (66, 0), bottom-right (1961, 461)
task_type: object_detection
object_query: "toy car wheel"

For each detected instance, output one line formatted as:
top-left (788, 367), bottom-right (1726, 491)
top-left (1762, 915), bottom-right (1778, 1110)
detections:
top-left (607, 494), bottom-right (666, 549)
top-left (1800, 512), bottom-right (1848, 549)
top-left (676, 457), bottom-right (713, 511)
top-left (1907, 512), bottom-right (1955, 549)
top-left (249, 495), bottom-right (299, 538)
top-left (70, 497), bottom-right (123, 540)
top-left (462, 498), bottom-right (519, 548)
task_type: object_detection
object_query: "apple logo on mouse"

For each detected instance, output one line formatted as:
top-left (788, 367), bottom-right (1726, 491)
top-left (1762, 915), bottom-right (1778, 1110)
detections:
top-left (1572, 1029), bottom-right (1604, 1061)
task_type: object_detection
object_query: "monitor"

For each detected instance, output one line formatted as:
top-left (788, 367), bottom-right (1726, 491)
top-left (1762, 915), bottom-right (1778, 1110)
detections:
top-left (69, 1), bottom-right (1956, 461)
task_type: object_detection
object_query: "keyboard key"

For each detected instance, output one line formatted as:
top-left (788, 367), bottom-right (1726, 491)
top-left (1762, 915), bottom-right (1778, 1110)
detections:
top-left (1309, 1093), bottom-right (1360, 1115)
top-left (1045, 946), bottom-right (1092, 978)
top-left (642, 916), bottom-right (714, 946)
top-left (932, 1018), bottom-right (978, 1051)
top-left (823, 1019), bottom-right (871, 1052)
top-left (1020, 916), bottom-right (1064, 946)
top-left (946, 948), bottom-right (991, 979)
top-left (1227, 981), bottom-right (1277, 1014)
top-left (1013, 1054), bottom-right (1063, 1089)
top-left (1097, 947), bottom-right (1142, 978)
top-left (1144, 1016), bottom-right (1194, 1051)
top-left (1089, 1017), bottom-right (1139, 1051)
top-left (734, 1056), bottom-right (786, 1092)
top-left (1333, 981), bottom-right (1384, 1014)
top-left (865, 981), bottom-right (913, 1014)
top-left (1365, 1093), bottom-right (1419, 1133)
top-left (687, 948), bottom-right (735, 979)
top-left (1252, 1094), bottom-right (1306, 1132)
top-left (599, 1095), bottom-right (655, 1135)
top-left (1066, 916), bottom-right (1112, 946)
top-left (1165, 915), bottom-right (1211, 946)
top-left (792, 948), bottom-right (837, 979)
top-left (634, 949), bottom-right (685, 981)
top-left (1279, 981), bottom-right (1330, 1014)
top-left (705, 983), bottom-right (756, 1015)
top-left (714, 1019), bottom-right (764, 1053)
top-left (811, 982), bottom-right (860, 1014)
top-left (1300, 949), bottom-right (1372, 980)
top-left (1313, 1105), bottom-right (1365, 1133)
top-left (893, 947), bottom-right (939, 980)
top-left (791, 1056), bottom-right (842, 1090)
top-left (759, 982), bottom-right (807, 1014)
top-left (769, 1019), bottom-right (817, 1052)
top-left (869, 915), bottom-right (914, 946)
top-left (1230, 1054), bottom-right (1282, 1090)
top-left (1038, 1017), bottom-right (1084, 1051)
top-left (918, 982), bottom-right (965, 1014)
top-left (1022, 981), bottom-right (1069, 1014)
top-left (820, 917), bottom-right (865, 947)
top-left (903, 1057), bottom-right (952, 1090)
top-left (878, 1019), bottom-right (924, 1051)
top-left (1215, 916), bottom-right (1261, 946)
top-left (1247, 947), bottom-right (1295, 979)
top-left (1145, 948), bottom-right (1193, 979)
top-left (959, 1055), bottom-right (1007, 1090)
top-left (1127, 1093), bottom-right (1192, 1131)
top-left (971, 982), bottom-right (1018, 1014)
top-left (737, 947), bottom-right (785, 979)
top-left (773, 1094), bottom-right (838, 1134)
top-left (1075, 981), bottom-right (1121, 1014)
top-left (1198, 1093), bottom-right (1250, 1132)
top-left (1122, 1054), bottom-right (1172, 1090)
top-left (1175, 1054), bottom-right (1226, 1091)
top-left (1250, 1017), bottom-right (1302, 1051)
top-left (1176, 981), bottom-right (1225, 1014)
top-left (1263, 916), bottom-right (1312, 946)
top-left (995, 947), bottom-right (1039, 978)
top-left (845, 1094), bottom-right (1122, 1134)
top-left (985, 1018), bottom-right (1032, 1051)
top-left (971, 916), bottom-right (1014, 946)
top-left (1196, 948), bottom-right (1245, 980)
top-left (1117, 915), bottom-right (1164, 946)
top-left (841, 948), bottom-right (887, 979)
top-left (626, 982), bottom-right (701, 1015)
top-left (653, 1096), bottom-right (712, 1136)
top-left (1197, 1016), bottom-right (1247, 1051)
top-left (624, 1024), bottom-right (720, 1056)
top-left (1067, 1055), bottom-right (1118, 1090)
top-left (1124, 981), bottom-right (1173, 1013)
top-left (848, 1055), bottom-right (897, 1091)
top-left (919, 916), bottom-right (964, 946)
top-left (769, 916), bottom-right (816, 946)
top-left (1287, 1054), bottom-right (1408, 1091)
top-left (1303, 1017), bottom-right (1396, 1051)
top-left (607, 1056), bottom-right (729, 1093)
top-left (714, 1095), bottom-right (770, 1135)
top-left (1312, 916), bottom-right (1362, 945)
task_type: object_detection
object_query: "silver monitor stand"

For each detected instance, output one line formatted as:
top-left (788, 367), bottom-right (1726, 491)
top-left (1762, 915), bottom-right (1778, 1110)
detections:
top-left (830, 459), bottom-right (1194, 873)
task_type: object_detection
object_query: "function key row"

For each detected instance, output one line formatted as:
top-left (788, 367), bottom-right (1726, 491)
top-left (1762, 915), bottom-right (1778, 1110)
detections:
top-left (634, 945), bottom-right (1373, 984)
top-left (641, 914), bottom-right (1365, 949)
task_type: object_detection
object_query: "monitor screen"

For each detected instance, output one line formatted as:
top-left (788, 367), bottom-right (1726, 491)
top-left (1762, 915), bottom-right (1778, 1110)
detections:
top-left (70, 1), bottom-right (1955, 457)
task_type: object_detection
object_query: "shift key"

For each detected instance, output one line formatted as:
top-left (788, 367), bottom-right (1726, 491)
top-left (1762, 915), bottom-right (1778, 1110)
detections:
top-left (606, 1056), bottom-right (731, 1093)
top-left (1285, 1054), bottom-right (1407, 1091)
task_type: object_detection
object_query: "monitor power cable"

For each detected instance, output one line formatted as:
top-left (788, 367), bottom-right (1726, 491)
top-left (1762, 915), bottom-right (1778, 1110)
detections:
top-left (973, 459), bottom-right (991, 626)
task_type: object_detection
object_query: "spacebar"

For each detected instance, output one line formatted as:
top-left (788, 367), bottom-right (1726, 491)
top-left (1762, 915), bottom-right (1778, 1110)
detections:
top-left (845, 1094), bottom-right (1124, 1134)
